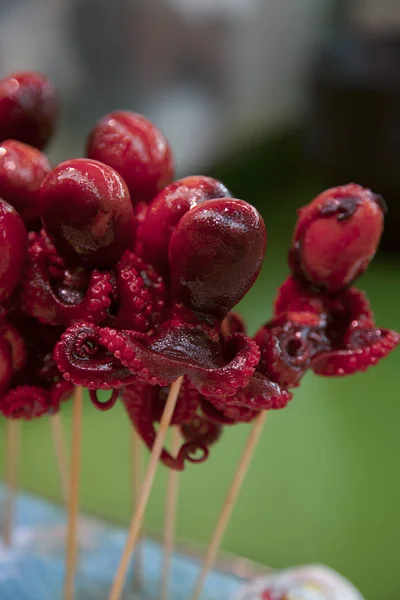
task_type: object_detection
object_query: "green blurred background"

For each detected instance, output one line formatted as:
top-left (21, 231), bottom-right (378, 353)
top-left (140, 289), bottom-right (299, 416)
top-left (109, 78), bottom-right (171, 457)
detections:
top-left (0, 156), bottom-right (398, 600)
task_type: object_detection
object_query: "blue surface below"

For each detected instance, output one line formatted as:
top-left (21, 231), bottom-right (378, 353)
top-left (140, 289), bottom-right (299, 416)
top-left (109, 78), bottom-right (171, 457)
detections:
top-left (0, 486), bottom-right (244, 600)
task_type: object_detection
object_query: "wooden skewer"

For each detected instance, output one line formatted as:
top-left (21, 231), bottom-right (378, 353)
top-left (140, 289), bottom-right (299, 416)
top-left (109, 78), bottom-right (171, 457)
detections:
top-left (161, 426), bottom-right (181, 600)
top-left (64, 386), bottom-right (83, 600)
top-left (49, 412), bottom-right (69, 504)
top-left (3, 420), bottom-right (20, 547)
top-left (108, 376), bottom-right (183, 600)
top-left (131, 430), bottom-right (144, 591)
top-left (191, 411), bottom-right (268, 600)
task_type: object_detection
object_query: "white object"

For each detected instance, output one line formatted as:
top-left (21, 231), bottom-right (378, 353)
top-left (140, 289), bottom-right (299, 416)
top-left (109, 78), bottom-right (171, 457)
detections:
top-left (235, 564), bottom-right (365, 600)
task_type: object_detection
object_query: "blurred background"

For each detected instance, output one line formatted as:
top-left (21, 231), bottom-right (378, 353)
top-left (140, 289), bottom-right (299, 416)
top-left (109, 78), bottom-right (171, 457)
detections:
top-left (0, 1), bottom-right (399, 599)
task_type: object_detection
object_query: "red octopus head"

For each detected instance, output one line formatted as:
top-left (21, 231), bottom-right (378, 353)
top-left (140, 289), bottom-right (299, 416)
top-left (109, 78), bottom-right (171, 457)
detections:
top-left (55, 197), bottom-right (290, 413)
top-left (40, 158), bottom-right (135, 268)
top-left (0, 198), bottom-right (28, 305)
top-left (0, 140), bottom-right (51, 230)
top-left (0, 71), bottom-right (57, 150)
top-left (169, 198), bottom-right (266, 321)
top-left (86, 110), bottom-right (174, 204)
top-left (289, 183), bottom-right (385, 293)
top-left (136, 175), bottom-right (231, 279)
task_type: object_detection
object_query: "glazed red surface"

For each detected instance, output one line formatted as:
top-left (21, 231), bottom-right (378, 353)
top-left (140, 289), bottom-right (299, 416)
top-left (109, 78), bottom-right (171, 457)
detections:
top-left (0, 321), bottom-right (27, 395)
top-left (137, 175), bottom-right (231, 278)
top-left (0, 199), bottom-right (28, 303)
top-left (169, 199), bottom-right (266, 320)
top-left (289, 183), bottom-right (385, 293)
top-left (86, 110), bottom-right (174, 204)
top-left (270, 275), bottom-right (399, 381)
top-left (112, 250), bottom-right (166, 331)
top-left (54, 197), bottom-right (289, 414)
top-left (0, 72), bottom-right (57, 150)
top-left (123, 379), bottom-right (222, 470)
top-left (0, 140), bottom-right (51, 229)
top-left (0, 70), bottom-right (394, 443)
top-left (40, 158), bottom-right (135, 267)
top-left (19, 231), bottom-right (114, 326)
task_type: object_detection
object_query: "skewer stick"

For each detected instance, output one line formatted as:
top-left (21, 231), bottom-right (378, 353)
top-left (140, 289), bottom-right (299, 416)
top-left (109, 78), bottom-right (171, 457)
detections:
top-left (50, 412), bottom-right (69, 504)
top-left (161, 426), bottom-right (181, 600)
top-left (3, 420), bottom-right (20, 547)
top-left (131, 430), bottom-right (144, 590)
top-left (64, 386), bottom-right (83, 600)
top-left (191, 411), bottom-right (268, 600)
top-left (108, 376), bottom-right (183, 600)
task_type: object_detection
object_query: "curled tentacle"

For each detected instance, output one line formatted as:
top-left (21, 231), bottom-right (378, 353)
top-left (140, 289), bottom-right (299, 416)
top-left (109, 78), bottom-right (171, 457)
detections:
top-left (123, 383), bottom-right (185, 470)
top-left (150, 378), bottom-right (200, 425)
top-left (123, 381), bottom-right (208, 470)
top-left (312, 328), bottom-right (399, 376)
top-left (19, 232), bottom-right (114, 326)
top-left (97, 324), bottom-right (260, 399)
top-left (228, 371), bottom-right (292, 411)
top-left (112, 250), bottom-right (166, 332)
top-left (220, 312), bottom-right (246, 340)
top-left (272, 278), bottom-right (395, 381)
top-left (89, 388), bottom-right (119, 411)
top-left (54, 322), bottom-right (138, 389)
top-left (311, 288), bottom-right (399, 376)
top-left (0, 385), bottom-right (54, 420)
top-left (255, 315), bottom-right (330, 388)
top-left (200, 398), bottom-right (259, 424)
top-left (274, 275), bottom-right (327, 318)
top-left (50, 379), bottom-right (74, 407)
top-left (180, 415), bottom-right (222, 446)
top-left (175, 442), bottom-right (209, 465)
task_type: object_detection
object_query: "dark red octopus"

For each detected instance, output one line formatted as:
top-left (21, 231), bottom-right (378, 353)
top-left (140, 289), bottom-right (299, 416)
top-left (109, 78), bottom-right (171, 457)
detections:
top-left (123, 378), bottom-right (223, 470)
top-left (55, 198), bottom-right (289, 415)
top-left (1, 73), bottom-right (397, 473)
top-left (253, 184), bottom-right (399, 391)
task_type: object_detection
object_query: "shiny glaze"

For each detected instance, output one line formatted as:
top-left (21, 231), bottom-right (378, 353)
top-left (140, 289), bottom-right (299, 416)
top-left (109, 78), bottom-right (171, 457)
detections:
top-left (137, 175), bottom-right (231, 278)
top-left (289, 183), bottom-right (385, 293)
top-left (40, 158), bottom-right (135, 267)
top-left (169, 199), bottom-right (266, 320)
top-left (0, 199), bottom-right (28, 302)
top-left (86, 110), bottom-right (174, 204)
top-left (0, 140), bottom-right (51, 229)
top-left (0, 71), bottom-right (57, 150)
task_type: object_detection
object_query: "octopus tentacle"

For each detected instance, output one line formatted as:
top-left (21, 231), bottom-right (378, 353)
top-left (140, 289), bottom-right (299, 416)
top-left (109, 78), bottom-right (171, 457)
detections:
top-left (0, 321), bottom-right (27, 372)
top-left (180, 415), bottom-right (222, 446)
top-left (123, 381), bottom-right (211, 470)
top-left (49, 379), bottom-right (74, 407)
top-left (123, 383), bottom-right (186, 470)
top-left (0, 338), bottom-right (14, 395)
top-left (255, 316), bottom-right (330, 388)
top-left (176, 442), bottom-right (209, 465)
top-left (0, 385), bottom-right (55, 420)
top-left (112, 251), bottom-right (166, 332)
top-left (0, 320), bottom-right (27, 394)
top-left (149, 378), bottom-right (200, 425)
top-left (98, 325), bottom-right (260, 398)
top-left (274, 276), bottom-right (326, 318)
top-left (312, 327), bottom-right (399, 376)
top-left (20, 232), bottom-right (114, 326)
top-left (200, 398), bottom-right (259, 424)
top-left (54, 322), bottom-right (138, 389)
top-left (227, 371), bottom-right (293, 411)
top-left (89, 388), bottom-right (119, 411)
top-left (312, 287), bottom-right (399, 376)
